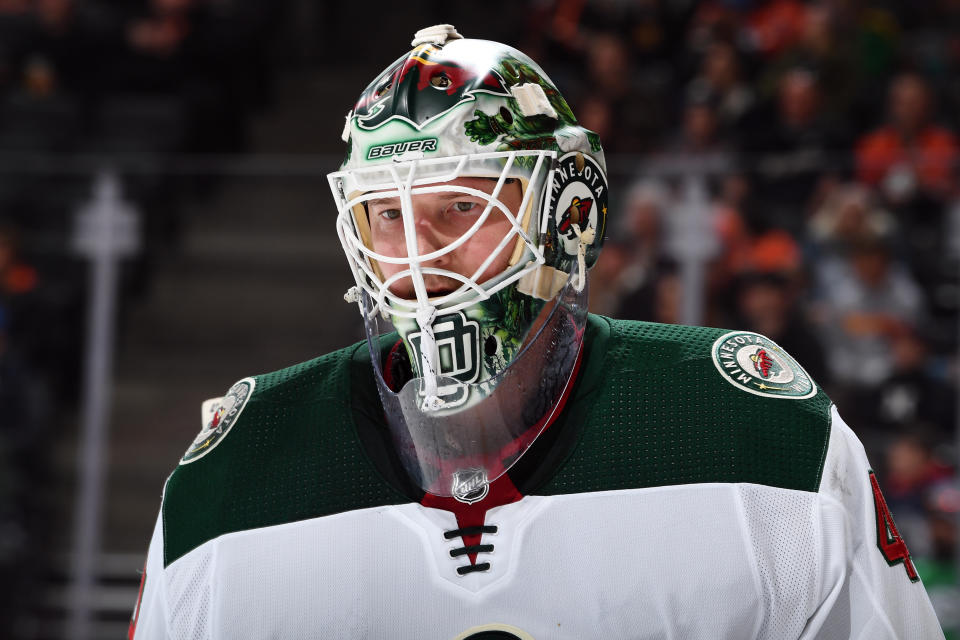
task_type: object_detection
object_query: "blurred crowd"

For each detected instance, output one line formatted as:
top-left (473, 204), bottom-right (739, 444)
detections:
top-left (0, 0), bottom-right (282, 619)
top-left (523, 0), bottom-right (960, 630)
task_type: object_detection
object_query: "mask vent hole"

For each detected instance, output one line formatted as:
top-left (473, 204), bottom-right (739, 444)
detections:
top-left (484, 335), bottom-right (499, 357)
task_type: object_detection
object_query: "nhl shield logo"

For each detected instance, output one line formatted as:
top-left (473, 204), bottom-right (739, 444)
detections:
top-left (451, 468), bottom-right (489, 504)
top-left (711, 332), bottom-right (815, 399)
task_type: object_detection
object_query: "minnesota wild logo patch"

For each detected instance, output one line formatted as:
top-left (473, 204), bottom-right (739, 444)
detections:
top-left (711, 332), bottom-right (815, 399)
top-left (548, 151), bottom-right (607, 264)
top-left (181, 377), bottom-right (256, 463)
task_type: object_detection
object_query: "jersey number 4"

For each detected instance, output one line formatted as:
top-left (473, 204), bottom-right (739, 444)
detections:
top-left (869, 471), bottom-right (919, 583)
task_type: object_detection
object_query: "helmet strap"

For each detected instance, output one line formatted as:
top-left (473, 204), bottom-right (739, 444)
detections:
top-left (414, 305), bottom-right (445, 410)
top-left (572, 225), bottom-right (596, 292)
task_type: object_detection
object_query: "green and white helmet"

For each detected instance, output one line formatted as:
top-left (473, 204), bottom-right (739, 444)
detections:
top-left (327, 25), bottom-right (608, 499)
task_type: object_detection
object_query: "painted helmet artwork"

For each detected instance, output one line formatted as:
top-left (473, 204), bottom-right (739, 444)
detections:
top-left (327, 24), bottom-right (608, 499)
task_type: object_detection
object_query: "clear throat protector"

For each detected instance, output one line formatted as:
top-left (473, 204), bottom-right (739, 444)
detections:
top-left (330, 149), bottom-right (593, 499)
top-left (362, 268), bottom-right (587, 500)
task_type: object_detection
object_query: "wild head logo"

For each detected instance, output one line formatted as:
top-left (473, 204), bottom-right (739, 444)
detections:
top-left (557, 196), bottom-right (594, 240)
top-left (751, 348), bottom-right (781, 379)
top-left (355, 44), bottom-right (510, 131)
top-left (548, 152), bottom-right (607, 266)
top-left (711, 332), bottom-right (816, 400)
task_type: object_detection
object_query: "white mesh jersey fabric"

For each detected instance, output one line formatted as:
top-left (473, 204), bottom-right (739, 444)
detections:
top-left (131, 409), bottom-right (945, 639)
top-left (806, 406), bottom-right (945, 640)
top-left (736, 484), bottom-right (820, 639)
top-left (166, 542), bottom-right (213, 640)
top-left (138, 485), bottom-right (768, 639)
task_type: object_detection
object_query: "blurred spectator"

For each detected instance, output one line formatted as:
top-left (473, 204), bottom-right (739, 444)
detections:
top-left (685, 1), bottom-right (742, 55)
top-left (733, 270), bottom-right (827, 382)
top-left (125, 0), bottom-right (201, 64)
top-left (10, 0), bottom-right (109, 98)
top-left (587, 240), bottom-right (629, 317)
top-left (760, 3), bottom-right (860, 117)
top-left (577, 95), bottom-right (614, 150)
top-left (856, 72), bottom-right (958, 205)
top-left (608, 180), bottom-right (669, 320)
top-left (587, 33), bottom-right (630, 104)
top-left (814, 234), bottom-right (925, 387)
top-left (0, 220), bottom-right (81, 401)
top-left (674, 86), bottom-right (734, 158)
top-left (883, 433), bottom-right (953, 555)
top-left (746, 0), bottom-right (810, 58)
top-left (687, 40), bottom-right (755, 135)
top-left (650, 86), bottom-right (736, 184)
top-left (622, 181), bottom-right (669, 275)
top-left (0, 222), bottom-right (37, 299)
top-left (650, 261), bottom-right (683, 325)
top-left (741, 67), bottom-right (849, 233)
top-left (577, 32), bottom-right (661, 151)
top-left (731, 233), bottom-right (829, 384)
top-left (615, 257), bottom-right (686, 324)
top-left (708, 174), bottom-right (754, 286)
top-left (915, 481), bottom-right (960, 640)
top-left (808, 182), bottom-right (896, 246)
top-left (870, 329), bottom-right (955, 434)
top-left (834, 2), bottom-right (901, 81)
top-left (92, 0), bottom-right (269, 153)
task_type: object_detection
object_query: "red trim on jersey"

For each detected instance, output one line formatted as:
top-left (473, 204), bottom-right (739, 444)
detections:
top-left (422, 474), bottom-right (523, 564)
top-left (418, 342), bottom-right (585, 563)
top-left (382, 339), bottom-right (407, 392)
top-left (128, 564), bottom-right (147, 639)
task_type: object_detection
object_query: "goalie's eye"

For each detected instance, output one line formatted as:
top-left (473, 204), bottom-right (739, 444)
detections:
top-left (377, 208), bottom-right (401, 221)
top-left (450, 201), bottom-right (479, 214)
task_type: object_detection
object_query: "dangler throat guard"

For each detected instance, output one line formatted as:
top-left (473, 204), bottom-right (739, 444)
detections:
top-left (363, 266), bottom-right (588, 499)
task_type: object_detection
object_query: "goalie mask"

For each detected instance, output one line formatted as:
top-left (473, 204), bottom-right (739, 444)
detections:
top-left (327, 25), bottom-right (608, 499)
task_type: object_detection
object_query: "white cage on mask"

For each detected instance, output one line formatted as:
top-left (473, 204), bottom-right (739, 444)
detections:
top-left (328, 150), bottom-right (557, 322)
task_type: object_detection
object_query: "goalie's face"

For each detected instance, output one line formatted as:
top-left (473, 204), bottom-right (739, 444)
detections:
top-left (366, 176), bottom-right (524, 299)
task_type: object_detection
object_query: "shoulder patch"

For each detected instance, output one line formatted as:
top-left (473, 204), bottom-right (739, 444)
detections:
top-left (711, 331), bottom-right (815, 400)
top-left (181, 377), bottom-right (256, 464)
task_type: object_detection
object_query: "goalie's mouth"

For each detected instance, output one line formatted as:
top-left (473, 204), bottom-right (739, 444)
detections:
top-left (386, 273), bottom-right (466, 301)
top-left (427, 287), bottom-right (457, 299)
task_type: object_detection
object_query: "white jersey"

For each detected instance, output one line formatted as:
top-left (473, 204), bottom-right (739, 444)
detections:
top-left (129, 320), bottom-right (944, 639)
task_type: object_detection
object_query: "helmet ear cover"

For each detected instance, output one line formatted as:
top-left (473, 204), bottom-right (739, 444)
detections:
top-left (541, 149), bottom-right (608, 273)
top-left (514, 147), bottom-right (608, 300)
